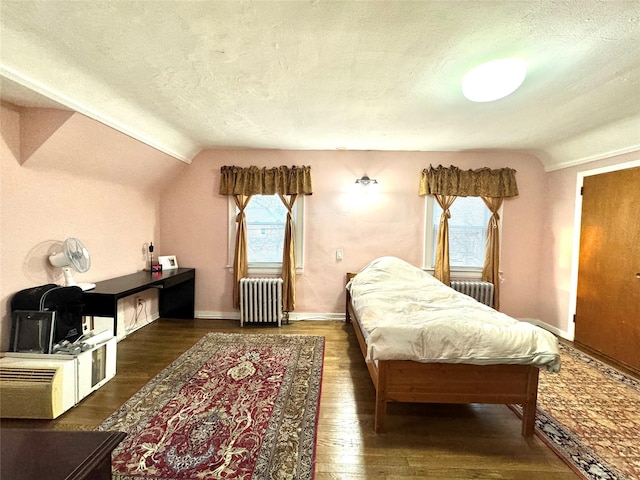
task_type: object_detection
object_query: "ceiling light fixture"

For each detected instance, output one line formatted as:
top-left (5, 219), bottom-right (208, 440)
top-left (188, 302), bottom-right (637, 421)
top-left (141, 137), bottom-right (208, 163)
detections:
top-left (462, 58), bottom-right (527, 102)
top-left (355, 175), bottom-right (378, 185)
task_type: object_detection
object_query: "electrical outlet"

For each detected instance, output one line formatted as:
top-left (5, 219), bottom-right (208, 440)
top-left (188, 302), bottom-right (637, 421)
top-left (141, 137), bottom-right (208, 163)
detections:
top-left (136, 297), bottom-right (143, 306)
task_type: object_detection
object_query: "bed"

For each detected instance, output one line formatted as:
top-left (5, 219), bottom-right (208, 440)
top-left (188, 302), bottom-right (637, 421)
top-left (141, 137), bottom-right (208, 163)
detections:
top-left (345, 256), bottom-right (561, 436)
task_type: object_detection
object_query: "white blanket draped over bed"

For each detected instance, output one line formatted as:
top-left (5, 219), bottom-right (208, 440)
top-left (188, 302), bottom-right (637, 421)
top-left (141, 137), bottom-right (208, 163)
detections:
top-left (347, 256), bottom-right (561, 372)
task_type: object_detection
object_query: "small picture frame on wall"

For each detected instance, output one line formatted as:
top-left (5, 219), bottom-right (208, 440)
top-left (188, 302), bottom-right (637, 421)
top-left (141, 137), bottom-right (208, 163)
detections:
top-left (158, 255), bottom-right (179, 270)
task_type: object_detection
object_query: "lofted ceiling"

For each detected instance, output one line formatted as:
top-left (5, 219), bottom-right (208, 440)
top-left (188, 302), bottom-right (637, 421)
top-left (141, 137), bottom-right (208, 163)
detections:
top-left (1, 0), bottom-right (639, 171)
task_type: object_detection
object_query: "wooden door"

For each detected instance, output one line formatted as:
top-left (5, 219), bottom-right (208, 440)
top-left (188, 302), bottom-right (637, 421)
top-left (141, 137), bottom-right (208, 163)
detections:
top-left (575, 166), bottom-right (640, 372)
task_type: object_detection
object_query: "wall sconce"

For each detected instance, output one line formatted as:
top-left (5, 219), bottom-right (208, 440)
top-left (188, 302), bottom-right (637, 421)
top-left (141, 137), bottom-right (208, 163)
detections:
top-left (355, 175), bottom-right (378, 185)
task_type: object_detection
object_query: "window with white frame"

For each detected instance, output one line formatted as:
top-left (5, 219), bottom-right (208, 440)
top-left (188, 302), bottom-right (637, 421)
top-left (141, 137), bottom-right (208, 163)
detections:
top-left (424, 196), bottom-right (494, 274)
top-left (228, 195), bottom-right (304, 273)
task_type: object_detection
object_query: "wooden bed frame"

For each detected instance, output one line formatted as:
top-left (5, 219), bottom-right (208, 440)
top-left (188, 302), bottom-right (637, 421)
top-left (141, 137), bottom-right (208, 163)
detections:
top-left (345, 273), bottom-right (539, 437)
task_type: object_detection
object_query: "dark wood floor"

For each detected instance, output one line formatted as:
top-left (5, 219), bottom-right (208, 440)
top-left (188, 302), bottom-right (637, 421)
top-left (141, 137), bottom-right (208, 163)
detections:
top-left (1, 319), bottom-right (579, 479)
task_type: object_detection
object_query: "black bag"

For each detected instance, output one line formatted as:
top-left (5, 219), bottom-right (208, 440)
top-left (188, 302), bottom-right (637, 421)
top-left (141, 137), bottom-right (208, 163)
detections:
top-left (10, 284), bottom-right (84, 345)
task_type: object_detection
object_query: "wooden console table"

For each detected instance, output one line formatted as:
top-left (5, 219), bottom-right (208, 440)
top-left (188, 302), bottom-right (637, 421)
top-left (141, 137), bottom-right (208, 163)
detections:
top-left (82, 268), bottom-right (195, 336)
top-left (0, 429), bottom-right (126, 480)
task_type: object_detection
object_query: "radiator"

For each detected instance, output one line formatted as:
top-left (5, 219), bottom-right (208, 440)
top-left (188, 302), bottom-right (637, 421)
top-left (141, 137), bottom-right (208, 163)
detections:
top-left (239, 278), bottom-right (284, 326)
top-left (450, 280), bottom-right (494, 307)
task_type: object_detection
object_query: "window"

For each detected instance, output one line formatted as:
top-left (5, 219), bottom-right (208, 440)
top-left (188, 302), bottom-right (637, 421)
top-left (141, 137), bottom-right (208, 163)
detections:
top-left (425, 196), bottom-right (494, 274)
top-left (228, 195), bottom-right (304, 273)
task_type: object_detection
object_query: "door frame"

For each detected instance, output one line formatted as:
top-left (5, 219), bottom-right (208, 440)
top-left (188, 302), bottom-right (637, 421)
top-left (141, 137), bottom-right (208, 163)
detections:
top-left (568, 159), bottom-right (640, 340)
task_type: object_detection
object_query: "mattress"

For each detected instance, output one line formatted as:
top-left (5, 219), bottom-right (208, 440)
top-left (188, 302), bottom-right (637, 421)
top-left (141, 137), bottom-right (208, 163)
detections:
top-left (347, 256), bottom-right (561, 372)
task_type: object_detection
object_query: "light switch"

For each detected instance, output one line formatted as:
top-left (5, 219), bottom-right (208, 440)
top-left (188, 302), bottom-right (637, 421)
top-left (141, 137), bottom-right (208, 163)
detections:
top-left (336, 249), bottom-right (343, 261)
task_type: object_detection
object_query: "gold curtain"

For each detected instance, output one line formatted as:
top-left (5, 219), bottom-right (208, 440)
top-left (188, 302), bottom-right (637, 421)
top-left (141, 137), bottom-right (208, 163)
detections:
top-left (481, 197), bottom-right (503, 310)
top-left (419, 165), bottom-right (519, 198)
top-left (220, 165), bottom-right (313, 312)
top-left (220, 165), bottom-right (313, 196)
top-left (279, 194), bottom-right (298, 311)
top-left (419, 164), bottom-right (518, 294)
top-left (232, 195), bottom-right (252, 309)
top-left (434, 195), bottom-right (457, 285)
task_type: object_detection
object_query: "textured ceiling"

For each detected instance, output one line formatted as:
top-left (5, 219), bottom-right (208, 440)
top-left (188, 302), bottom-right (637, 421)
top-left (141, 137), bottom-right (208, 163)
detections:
top-left (1, 0), bottom-right (639, 170)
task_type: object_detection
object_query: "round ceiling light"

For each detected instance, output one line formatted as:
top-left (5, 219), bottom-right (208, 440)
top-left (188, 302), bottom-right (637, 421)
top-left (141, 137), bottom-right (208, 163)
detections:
top-left (462, 58), bottom-right (527, 102)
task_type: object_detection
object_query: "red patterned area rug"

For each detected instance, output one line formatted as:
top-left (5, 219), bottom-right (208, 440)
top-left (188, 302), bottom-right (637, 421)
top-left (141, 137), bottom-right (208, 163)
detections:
top-left (513, 343), bottom-right (639, 480)
top-left (98, 333), bottom-right (324, 480)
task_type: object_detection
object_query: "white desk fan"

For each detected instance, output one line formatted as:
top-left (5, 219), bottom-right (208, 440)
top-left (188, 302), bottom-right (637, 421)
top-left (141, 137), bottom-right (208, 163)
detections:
top-left (49, 237), bottom-right (96, 291)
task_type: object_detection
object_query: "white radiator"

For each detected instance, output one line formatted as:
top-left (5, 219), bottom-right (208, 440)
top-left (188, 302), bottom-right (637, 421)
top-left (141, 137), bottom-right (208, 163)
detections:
top-left (239, 278), bottom-right (284, 326)
top-left (450, 280), bottom-right (494, 307)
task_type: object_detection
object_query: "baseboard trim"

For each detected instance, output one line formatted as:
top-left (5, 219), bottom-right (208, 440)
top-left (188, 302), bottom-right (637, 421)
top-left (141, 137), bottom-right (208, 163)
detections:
top-left (126, 312), bottom-right (160, 336)
top-left (518, 317), bottom-right (573, 341)
top-left (195, 311), bottom-right (346, 322)
top-left (195, 312), bottom-right (568, 338)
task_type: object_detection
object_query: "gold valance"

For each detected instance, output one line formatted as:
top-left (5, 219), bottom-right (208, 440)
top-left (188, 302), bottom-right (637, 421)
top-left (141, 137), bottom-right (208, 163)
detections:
top-left (219, 165), bottom-right (313, 196)
top-left (419, 165), bottom-right (518, 197)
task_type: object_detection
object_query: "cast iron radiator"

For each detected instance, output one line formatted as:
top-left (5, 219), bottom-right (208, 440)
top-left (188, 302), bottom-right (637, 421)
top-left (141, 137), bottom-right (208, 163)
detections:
top-left (450, 280), bottom-right (494, 307)
top-left (239, 278), bottom-right (284, 326)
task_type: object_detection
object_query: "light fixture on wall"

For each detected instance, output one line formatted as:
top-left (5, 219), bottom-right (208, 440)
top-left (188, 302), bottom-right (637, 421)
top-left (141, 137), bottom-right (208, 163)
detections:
top-left (355, 175), bottom-right (378, 185)
top-left (462, 58), bottom-right (527, 102)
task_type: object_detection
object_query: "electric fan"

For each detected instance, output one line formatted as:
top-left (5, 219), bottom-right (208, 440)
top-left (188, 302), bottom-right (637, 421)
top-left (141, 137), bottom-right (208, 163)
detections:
top-left (49, 237), bottom-right (96, 291)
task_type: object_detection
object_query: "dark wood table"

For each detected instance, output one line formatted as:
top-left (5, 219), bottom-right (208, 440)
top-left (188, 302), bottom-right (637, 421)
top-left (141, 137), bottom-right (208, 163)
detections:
top-left (82, 268), bottom-right (195, 336)
top-left (0, 429), bottom-right (126, 480)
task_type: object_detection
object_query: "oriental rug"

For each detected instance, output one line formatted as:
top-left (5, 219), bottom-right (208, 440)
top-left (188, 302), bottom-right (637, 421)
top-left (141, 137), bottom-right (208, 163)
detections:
top-left (513, 343), bottom-right (640, 480)
top-left (98, 333), bottom-right (324, 480)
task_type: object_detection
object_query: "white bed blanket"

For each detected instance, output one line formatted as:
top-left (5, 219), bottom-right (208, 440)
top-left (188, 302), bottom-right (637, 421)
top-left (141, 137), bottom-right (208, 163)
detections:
top-left (347, 256), bottom-right (561, 372)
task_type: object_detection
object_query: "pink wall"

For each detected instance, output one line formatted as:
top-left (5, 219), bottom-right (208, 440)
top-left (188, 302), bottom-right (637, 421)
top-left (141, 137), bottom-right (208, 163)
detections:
top-left (159, 149), bottom-right (547, 319)
top-left (538, 150), bottom-right (640, 336)
top-left (0, 103), bottom-right (185, 348)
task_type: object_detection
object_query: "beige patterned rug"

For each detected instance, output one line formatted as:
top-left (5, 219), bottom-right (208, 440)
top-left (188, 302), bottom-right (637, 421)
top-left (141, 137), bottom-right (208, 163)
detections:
top-left (515, 343), bottom-right (639, 480)
top-left (98, 333), bottom-right (324, 480)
